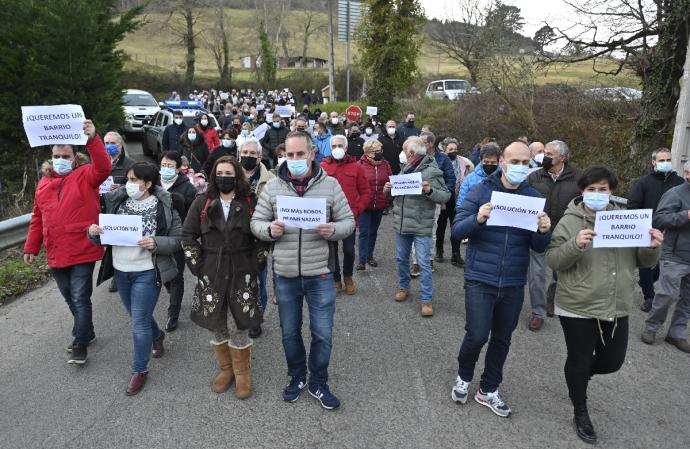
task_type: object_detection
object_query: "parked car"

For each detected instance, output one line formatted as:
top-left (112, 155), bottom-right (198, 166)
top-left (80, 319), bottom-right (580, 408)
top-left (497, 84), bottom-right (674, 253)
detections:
top-left (142, 101), bottom-right (221, 158)
top-left (122, 89), bottom-right (160, 134)
top-left (584, 87), bottom-right (642, 102)
top-left (425, 79), bottom-right (479, 100)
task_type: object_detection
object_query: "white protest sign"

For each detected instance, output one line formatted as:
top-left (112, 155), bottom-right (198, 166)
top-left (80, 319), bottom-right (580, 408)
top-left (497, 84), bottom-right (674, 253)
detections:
top-left (486, 191), bottom-right (546, 232)
top-left (275, 105), bottom-right (295, 117)
top-left (256, 104), bottom-right (265, 111)
top-left (276, 196), bottom-right (327, 229)
top-left (99, 214), bottom-right (143, 247)
top-left (220, 92), bottom-right (229, 100)
top-left (99, 176), bottom-right (114, 194)
top-left (366, 106), bottom-right (378, 116)
top-left (390, 172), bottom-right (423, 196)
top-left (21, 104), bottom-right (88, 148)
top-left (593, 209), bottom-right (652, 248)
top-left (253, 123), bottom-right (269, 140)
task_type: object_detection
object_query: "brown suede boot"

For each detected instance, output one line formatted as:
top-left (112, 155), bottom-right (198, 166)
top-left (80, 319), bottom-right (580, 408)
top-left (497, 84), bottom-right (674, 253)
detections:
top-left (335, 280), bottom-right (343, 294)
top-left (211, 343), bottom-right (234, 393)
top-left (344, 276), bottom-right (355, 295)
top-left (230, 346), bottom-right (252, 399)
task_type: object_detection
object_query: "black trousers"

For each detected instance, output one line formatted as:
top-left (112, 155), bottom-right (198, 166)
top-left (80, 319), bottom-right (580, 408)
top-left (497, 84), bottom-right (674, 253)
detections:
top-left (559, 316), bottom-right (628, 412)
top-left (436, 191), bottom-right (460, 255)
top-left (165, 250), bottom-right (186, 319)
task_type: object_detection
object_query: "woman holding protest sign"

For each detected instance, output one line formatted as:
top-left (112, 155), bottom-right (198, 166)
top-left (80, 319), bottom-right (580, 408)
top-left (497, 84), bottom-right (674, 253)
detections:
top-left (181, 156), bottom-right (263, 400)
top-left (545, 166), bottom-right (663, 445)
top-left (88, 162), bottom-right (182, 396)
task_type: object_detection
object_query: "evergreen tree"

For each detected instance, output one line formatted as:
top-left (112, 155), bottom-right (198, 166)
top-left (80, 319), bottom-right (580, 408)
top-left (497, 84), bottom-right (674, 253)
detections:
top-left (355, 0), bottom-right (425, 120)
top-left (258, 23), bottom-right (277, 88)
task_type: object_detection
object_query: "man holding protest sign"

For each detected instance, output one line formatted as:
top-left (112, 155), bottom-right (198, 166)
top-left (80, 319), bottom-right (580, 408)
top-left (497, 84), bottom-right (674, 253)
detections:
top-left (384, 137), bottom-right (450, 317)
top-left (23, 119), bottom-right (111, 365)
top-left (545, 166), bottom-right (662, 444)
top-left (451, 141), bottom-right (551, 418)
top-left (250, 131), bottom-right (354, 410)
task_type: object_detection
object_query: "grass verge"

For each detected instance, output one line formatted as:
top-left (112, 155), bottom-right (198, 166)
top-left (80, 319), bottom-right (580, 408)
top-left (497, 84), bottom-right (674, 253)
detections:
top-left (0, 248), bottom-right (50, 306)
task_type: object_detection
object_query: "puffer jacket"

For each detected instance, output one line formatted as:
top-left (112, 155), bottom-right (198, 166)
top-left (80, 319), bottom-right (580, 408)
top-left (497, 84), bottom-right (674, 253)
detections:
top-left (320, 155), bottom-right (371, 224)
top-left (312, 131), bottom-right (332, 163)
top-left (259, 125), bottom-right (288, 161)
top-left (358, 156), bottom-right (392, 211)
top-left (546, 198), bottom-right (659, 321)
top-left (526, 163), bottom-right (581, 228)
top-left (160, 173), bottom-right (197, 220)
top-left (197, 124), bottom-right (220, 152)
top-left (389, 155), bottom-right (450, 236)
top-left (250, 161), bottom-right (355, 278)
top-left (456, 163), bottom-right (501, 208)
top-left (24, 135), bottom-right (111, 268)
top-left (452, 172), bottom-right (551, 288)
top-left (110, 154), bottom-right (135, 186)
top-left (627, 170), bottom-right (684, 212)
top-left (433, 150), bottom-right (457, 193)
top-left (94, 186), bottom-right (182, 285)
top-left (653, 181), bottom-right (690, 264)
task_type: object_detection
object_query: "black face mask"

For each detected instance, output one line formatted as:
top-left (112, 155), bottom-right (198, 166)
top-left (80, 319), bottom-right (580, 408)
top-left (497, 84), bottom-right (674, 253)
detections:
top-left (373, 152), bottom-right (383, 161)
top-left (350, 132), bottom-right (360, 139)
top-left (216, 176), bottom-right (236, 193)
top-left (407, 120), bottom-right (415, 127)
top-left (447, 152), bottom-right (457, 160)
top-left (483, 164), bottom-right (498, 175)
top-left (241, 156), bottom-right (258, 171)
top-left (542, 156), bottom-right (554, 172)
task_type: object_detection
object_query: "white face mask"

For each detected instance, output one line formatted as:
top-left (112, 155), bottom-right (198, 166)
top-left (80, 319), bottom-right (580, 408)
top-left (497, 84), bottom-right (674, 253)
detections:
top-left (126, 182), bottom-right (145, 200)
top-left (332, 147), bottom-right (346, 160)
top-left (174, 118), bottom-right (183, 126)
top-left (277, 157), bottom-right (287, 167)
top-left (534, 153), bottom-right (544, 164)
top-left (200, 119), bottom-right (208, 127)
top-left (365, 128), bottom-right (373, 135)
top-left (188, 132), bottom-right (197, 141)
top-left (387, 127), bottom-right (396, 136)
top-left (399, 151), bottom-right (408, 164)
top-left (331, 117), bottom-right (339, 125)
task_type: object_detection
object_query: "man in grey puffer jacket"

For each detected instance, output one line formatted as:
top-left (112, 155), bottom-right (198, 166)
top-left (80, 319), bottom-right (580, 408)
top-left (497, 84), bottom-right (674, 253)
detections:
top-left (384, 136), bottom-right (450, 317)
top-left (251, 131), bottom-right (355, 409)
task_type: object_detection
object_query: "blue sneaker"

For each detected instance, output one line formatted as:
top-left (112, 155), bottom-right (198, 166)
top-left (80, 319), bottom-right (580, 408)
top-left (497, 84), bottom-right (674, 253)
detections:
top-left (308, 383), bottom-right (340, 410)
top-left (282, 376), bottom-right (306, 402)
top-left (475, 389), bottom-right (511, 417)
top-left (451, 376), bottom-right (470, 404)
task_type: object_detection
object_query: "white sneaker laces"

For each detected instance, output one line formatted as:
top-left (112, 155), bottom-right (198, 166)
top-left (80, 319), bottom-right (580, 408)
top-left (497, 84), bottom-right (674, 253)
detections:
top-left (487, 391), bottom-right (505, 407)
top-left (454, 377), bottom-right (468, 392)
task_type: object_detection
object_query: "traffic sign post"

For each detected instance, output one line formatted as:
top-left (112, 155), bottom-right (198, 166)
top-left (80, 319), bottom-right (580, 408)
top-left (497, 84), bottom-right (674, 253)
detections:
top-left (345, 105), bottom-right (363, 123)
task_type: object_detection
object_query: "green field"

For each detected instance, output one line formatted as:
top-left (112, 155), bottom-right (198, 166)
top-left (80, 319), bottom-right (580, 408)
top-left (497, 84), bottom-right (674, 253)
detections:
top-left (120, 9), bottom-right (640, 89)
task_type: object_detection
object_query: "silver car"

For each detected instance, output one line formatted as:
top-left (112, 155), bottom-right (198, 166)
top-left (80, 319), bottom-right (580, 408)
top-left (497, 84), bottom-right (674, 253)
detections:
top-left (425, 79), bottom-right (478, 100)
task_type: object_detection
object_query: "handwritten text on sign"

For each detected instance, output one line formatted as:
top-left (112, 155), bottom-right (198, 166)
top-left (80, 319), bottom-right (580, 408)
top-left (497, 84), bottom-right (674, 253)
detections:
top-left (593, 209), bottom-right (652, 248)
top-left (21, 104), bottom-right (88, 148)
top-left (276, 196), bottom-right (327, 229)
top-left (99, 214), bottom-right (143, 247)
top-left (390, 172), bottom-right (423, 196)
top-left (486, 191), bottom-right (546, 232)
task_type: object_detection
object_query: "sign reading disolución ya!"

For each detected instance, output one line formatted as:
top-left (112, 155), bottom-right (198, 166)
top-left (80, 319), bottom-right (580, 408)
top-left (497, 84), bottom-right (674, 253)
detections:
top-left (21, 104), bottom-right (88, 148)
top-left (276, 196), bottom-right (327, 229)
top-left (593, 209), bottom-right (652, 248)
top-left (486, 191), bottom-right (546, 232)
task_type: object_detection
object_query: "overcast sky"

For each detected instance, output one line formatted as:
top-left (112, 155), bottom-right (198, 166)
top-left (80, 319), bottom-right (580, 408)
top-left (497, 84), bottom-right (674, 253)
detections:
top-left (419, 0), bottom-right (573, 38)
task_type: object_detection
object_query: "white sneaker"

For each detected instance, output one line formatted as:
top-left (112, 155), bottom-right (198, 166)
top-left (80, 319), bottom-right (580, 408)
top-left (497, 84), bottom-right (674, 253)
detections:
top-left (475, 389), bottom-right (511, 417)
top-left (451, 376), bottom-right (470, 404)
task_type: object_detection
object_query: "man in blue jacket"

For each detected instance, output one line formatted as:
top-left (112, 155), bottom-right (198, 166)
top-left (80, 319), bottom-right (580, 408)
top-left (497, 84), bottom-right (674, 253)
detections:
top-left (456, 142), bottom-right (501, 207)
top-left (162, 110), bottom-right (187, 153)
top-left (450, 141), bottom-right (552, 418)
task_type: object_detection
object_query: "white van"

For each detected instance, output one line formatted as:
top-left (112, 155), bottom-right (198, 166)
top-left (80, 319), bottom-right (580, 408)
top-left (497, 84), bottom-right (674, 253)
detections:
top-left (122, 89), bottom-right (160, 133)
top-left (425, 79), bottom-right (476, 100)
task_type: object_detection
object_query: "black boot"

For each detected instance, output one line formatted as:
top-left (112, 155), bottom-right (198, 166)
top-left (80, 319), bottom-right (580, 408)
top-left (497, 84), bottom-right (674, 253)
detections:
top-left (574, 409), bottom-right (597, 444)
top-left (108, 278), bottom-right (117, 293)
top-left (451, 252), bottom-right (464, 267)
top-left (249, 325), bottom-right (262, 338)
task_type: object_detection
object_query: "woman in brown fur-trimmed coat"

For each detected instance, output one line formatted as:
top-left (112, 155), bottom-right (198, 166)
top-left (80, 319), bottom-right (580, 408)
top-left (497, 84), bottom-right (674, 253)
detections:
top-left (181, 156), bottom-right (263, 399)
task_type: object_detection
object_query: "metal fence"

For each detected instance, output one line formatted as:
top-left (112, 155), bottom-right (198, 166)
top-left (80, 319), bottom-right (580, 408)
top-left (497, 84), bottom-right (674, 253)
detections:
top-left (0, 214), bottom-right (32, 252)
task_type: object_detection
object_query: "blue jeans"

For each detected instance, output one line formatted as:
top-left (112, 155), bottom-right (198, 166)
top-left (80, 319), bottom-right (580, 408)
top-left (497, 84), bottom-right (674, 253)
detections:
top-left (115, 269), bottom-right (162, 373)
top-left (259, 267), bottom-right (268, 312)
top-left (457, 280), bottom-right (524, 392)
top-left (51, 262), bottom-right (96, 346)
top-left (275, 273), bottom-right (336, 386)
top-left (333, 231), bottom-right (356, 281)
top-left (396, 233), bottom-right (432, 302)
top-left (358, 210), bottom-right (384, 262)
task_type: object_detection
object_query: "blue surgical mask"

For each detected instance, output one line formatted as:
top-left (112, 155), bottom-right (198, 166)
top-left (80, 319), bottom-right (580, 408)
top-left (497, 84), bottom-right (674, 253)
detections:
top-left (656, 161), bottom-right (672, 173)
top-left (272, 122), bottom-right (281, 129)
top-left (286, 159), bottom-right (309, 177)
top-left (105, 143), bottom-right (120, 157)
top-left (241, 129), bottom-right (249, 136)
top-left (53, 158), bottom-right (73, 175)
top-left (582, 192), bottom-right (610, 211)
top-left (504, 164), bottom-right (530, 185)
top-left (160, 166), bottom-right (177, 181)
top-left (188, 132), bottom-right (197, 141)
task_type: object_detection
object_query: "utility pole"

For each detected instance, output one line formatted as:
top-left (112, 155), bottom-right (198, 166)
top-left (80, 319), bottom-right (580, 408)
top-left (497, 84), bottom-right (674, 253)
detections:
top-left (345, 0), bottom-right (351, 103)
top-left (672, 35), bottom-right (690, 172)
top-left (328, 0), bottom-right (336, 103)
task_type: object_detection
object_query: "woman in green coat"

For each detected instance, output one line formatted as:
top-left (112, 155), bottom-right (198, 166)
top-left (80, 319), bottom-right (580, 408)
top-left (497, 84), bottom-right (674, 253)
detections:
top-left (545, 166), bottom-right (663, 445)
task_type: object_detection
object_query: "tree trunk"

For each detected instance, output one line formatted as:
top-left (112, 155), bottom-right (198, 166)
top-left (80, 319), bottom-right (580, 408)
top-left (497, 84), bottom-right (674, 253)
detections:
top-left (281, 32), bottom-right (290, 59)
top-left (327, 0), bottom-right (335, 101)
top-left (183, 3), bottom-right (195, 91)
top-left (301, 33), bottom-right (309, 68)
top-left (219, 0), bottom-right (231, 89)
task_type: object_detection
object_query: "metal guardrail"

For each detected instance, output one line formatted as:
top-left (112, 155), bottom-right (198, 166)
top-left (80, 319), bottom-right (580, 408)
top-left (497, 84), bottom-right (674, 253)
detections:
top-left (0, 213), bottom-right (32, 252)
top-left (610, 195), bottom-right (628, 207)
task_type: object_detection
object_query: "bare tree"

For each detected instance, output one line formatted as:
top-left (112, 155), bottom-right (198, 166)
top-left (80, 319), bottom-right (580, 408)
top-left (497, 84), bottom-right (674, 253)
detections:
top-left (299, 9), bottom-right (326, 67)
top-left (541, 0), bottom-right (690, 156)
top-left (202, 0), bottom-right (232, 89)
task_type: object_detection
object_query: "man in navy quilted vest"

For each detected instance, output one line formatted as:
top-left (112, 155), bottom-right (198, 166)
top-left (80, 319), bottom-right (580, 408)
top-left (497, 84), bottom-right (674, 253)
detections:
top-left (449, 141), bottom-right (552, 418)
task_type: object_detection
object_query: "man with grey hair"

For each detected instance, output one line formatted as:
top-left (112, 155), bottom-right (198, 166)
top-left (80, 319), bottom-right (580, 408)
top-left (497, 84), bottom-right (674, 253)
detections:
top-left (525, 139), bottom-right (581, 330)
top-left (641, 160), bottom-right (690, 353)
top-left (528, 141), bottom-right (545, 168)
top-left (384, 137), bottom-right (450, 317)
top-left (628, 147), bottom-right (684, 312)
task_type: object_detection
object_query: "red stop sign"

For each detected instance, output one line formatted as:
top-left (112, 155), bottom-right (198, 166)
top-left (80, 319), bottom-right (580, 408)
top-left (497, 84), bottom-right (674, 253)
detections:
top-left (345, 105), bottom-right (363, 123)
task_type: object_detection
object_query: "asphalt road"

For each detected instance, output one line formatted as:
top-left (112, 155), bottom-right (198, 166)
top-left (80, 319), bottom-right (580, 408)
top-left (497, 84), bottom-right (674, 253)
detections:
top-left (1, 137), bottom-right (688, 449)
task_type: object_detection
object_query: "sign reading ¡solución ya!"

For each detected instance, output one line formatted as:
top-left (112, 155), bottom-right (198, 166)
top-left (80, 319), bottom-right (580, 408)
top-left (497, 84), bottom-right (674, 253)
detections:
top-left (21, 104), bottom-right (88, 148)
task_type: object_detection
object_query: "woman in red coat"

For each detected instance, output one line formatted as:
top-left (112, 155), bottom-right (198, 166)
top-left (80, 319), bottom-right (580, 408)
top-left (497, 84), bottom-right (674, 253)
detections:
top-left (320, 135), bottom-right (371, 295)
top-left (356, 139), bottom-right (392, 270)
top-left (197, 113), bottom-right (220, 152)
